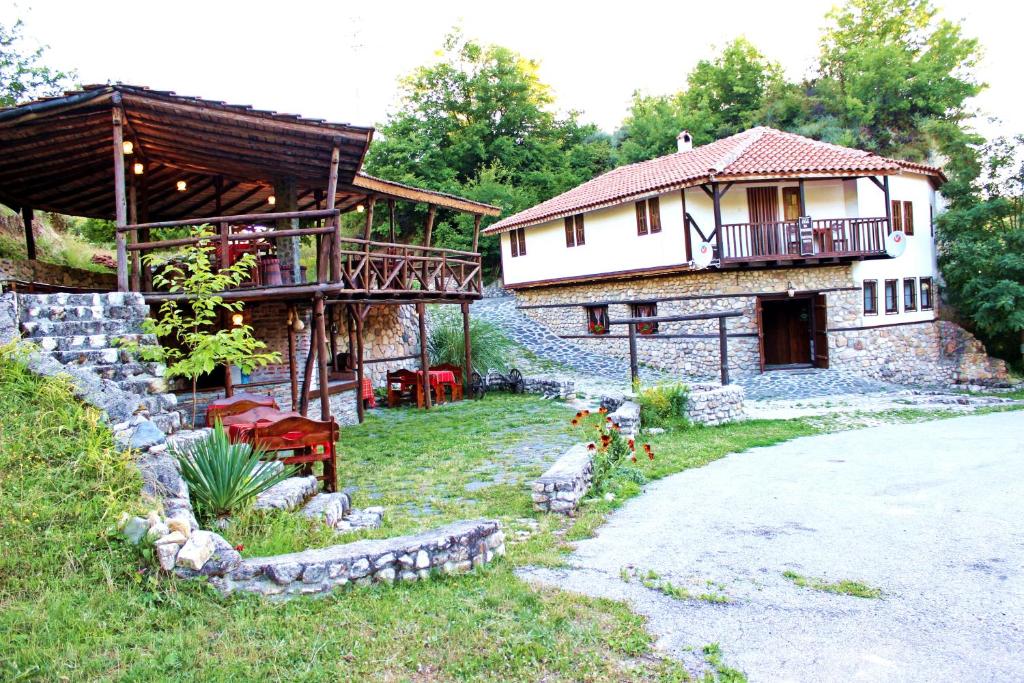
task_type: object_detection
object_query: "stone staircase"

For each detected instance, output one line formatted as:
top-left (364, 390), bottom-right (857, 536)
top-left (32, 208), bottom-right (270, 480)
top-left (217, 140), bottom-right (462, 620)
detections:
top-left (15, 291), bottom-right (184, 435)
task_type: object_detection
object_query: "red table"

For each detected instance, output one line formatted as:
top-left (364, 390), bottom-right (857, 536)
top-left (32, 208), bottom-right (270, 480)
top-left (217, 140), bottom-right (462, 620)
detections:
top-left (361, 376), bottom-right (377, 408)
top-left (421, 369), bottom-right (457, 404)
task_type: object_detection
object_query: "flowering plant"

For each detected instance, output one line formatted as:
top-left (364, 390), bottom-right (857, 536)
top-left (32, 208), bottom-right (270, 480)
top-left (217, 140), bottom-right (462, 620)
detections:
top-left (571, 411), bottom-right (653, 494)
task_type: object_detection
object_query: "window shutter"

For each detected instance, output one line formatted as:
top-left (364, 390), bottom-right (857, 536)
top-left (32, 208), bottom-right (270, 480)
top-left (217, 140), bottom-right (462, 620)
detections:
top-left (891, 200), bottom-right (902, 232)
top-left (635, 201), bottom-right (648, 235)
top-left (517, 228), bottom-right (526, 256)
top-left (564, 217), bottom-right (575, 247)
top-left (903, 201), bottom-right (914, 236)
top-left (509, 230), bottom-right (518, 257)
top-left (648, 197), bottom-right (662, 233)
top-left (575, 215), bottom-right (585, 245)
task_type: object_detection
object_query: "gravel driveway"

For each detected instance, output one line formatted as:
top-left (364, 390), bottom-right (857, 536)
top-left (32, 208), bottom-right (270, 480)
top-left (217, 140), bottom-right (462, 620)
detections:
top-left (521, 411), bottom-right (1024, 682)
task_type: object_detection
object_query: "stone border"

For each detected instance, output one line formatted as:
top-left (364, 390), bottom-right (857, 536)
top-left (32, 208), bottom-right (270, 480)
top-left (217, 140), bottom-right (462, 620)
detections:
top-left (532, 443), bottom-right (593, 515)
top-left (684, 383), bottom-right (745, 426)
top-left (215, 519), bottom-right (505, 597)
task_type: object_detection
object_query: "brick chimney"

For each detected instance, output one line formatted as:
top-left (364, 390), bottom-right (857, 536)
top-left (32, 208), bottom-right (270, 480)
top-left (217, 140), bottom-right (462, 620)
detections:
top-left (677, 130), bottom-right (693, 152)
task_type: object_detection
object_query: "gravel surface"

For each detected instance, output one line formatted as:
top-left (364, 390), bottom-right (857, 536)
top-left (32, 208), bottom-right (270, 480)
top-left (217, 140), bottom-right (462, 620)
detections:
top-left (520, 411), bottom-right (1024, 682)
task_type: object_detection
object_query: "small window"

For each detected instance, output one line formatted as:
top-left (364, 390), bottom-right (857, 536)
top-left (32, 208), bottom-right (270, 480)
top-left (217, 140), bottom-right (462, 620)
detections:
top-left (903, 201), bottom-right (914, 236)
top-left (635, 197), bottom-right (661, 236)
top-left (891, 200), bottom-right (914, 235)
top-left (509, 228), bottom-right (526, 257)
top-left (903, 278), bottom-right (917, 311)
top-left (564, 214), bottom-right (585, 247)
top-left (585, 305), bottom-right (609, 335)
top-left (920, 277), bottom-right (933, 310)
top-left (884, 279), bottom-right (899, 314)
top-left (632, 302), bottom-right (658, 335)
top-left (863, 280), bottom-right (878, 315)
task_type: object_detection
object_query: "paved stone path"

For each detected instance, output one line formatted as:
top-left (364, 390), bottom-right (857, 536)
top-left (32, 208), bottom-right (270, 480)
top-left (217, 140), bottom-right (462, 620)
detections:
top-left (520, 411), bottom-right (1024, 682)
top-left (735, 367), bottom-right (902, 401)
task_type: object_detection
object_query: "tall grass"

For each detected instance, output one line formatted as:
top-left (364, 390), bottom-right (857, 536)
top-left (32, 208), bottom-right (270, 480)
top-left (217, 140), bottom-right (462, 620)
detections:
top-left (427, 305), bottom-right (514, 374)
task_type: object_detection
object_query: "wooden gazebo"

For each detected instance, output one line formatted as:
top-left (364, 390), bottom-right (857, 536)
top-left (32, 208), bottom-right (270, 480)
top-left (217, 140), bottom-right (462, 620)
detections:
top-left (0, 84), bottom-right (500, 423)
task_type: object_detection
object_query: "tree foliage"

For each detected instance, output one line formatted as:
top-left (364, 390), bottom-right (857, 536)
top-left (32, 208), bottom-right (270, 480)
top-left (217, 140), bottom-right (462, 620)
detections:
top-left (365, 29), bottom-right (613, 271)
top-left (0, 18), bottom-right (73, 107)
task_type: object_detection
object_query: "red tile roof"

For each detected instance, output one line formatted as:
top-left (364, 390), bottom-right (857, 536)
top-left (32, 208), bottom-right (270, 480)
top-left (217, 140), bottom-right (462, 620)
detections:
top-left (484, 127), bottom-right (944, 234)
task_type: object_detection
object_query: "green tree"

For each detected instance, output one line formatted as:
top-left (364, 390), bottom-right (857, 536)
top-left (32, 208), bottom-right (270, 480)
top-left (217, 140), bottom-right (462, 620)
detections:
top-left (0, 18), bottom-right (73, 106)
top-left (123, 227), bottom-right (281, 426)
top-left (817, 0), bottom-right (983, 158)
top-left (365, 29), bottom-right (613, 271)
top-left (614, 38), bottom-right (786, 164)
top-left (936, 136), bottom-right (1024, 363)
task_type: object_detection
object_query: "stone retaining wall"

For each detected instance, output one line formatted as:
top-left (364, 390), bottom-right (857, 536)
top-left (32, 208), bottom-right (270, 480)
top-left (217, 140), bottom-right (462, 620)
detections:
top-left (685, 383), bottom-right (746, 426)
top-left (608, 401), bottom-right (640, 436)
top-left (0, 258), bottom-right (116, 291)
top-left (214, 519), bottom-right (505, 597)
top-left (485, 371), bottom-right (575, 399)
top-left (531, 444), bottom-right (593, 515)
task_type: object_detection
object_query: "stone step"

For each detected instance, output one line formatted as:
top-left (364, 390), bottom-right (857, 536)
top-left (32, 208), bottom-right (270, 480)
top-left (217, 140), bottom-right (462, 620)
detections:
top-left (139, 392), bottom-right (178, 415)
top-left (150, 410), bottom-right (183, 435)
top-left (87, 362), bottom-right (165, 381)
top-left (165, 428), bottom-right (213, 453)
top-left (253, 476), bottom-right (320, 513)
top-left (30, 333), bottom-right (156, 353)
top-left (18, 303), bottom-right (150, 322)
top-left (15, 292), bottom-right (146, 308)
top-left (119, 375), bottom-right (168, 396)
top-left (52, 348), bottom-right (135, 365)
top-left (20, 319), bottom-right (145, 338)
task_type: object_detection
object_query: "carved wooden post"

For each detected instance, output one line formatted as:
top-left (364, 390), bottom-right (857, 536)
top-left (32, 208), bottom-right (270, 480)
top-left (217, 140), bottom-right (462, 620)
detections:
top-left (112, 101), bottom-right (129, 292)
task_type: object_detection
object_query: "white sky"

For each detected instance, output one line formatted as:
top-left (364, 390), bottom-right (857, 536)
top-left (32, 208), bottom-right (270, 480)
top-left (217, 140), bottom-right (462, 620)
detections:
top-left (13, 0), bottom-right (1023, 142)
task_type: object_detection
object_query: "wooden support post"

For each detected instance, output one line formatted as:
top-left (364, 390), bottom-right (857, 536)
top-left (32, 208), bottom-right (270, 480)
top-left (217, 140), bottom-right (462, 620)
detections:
top-left (461, 301), bottom-right (472, 390)
top-left (388, 198), bottom-right (397, 242)
top-left (718, 316), bottom-right (730, 385)
top-left (224, 362), bottom-right (234, 398)
top-left (417, 302), bottom-right (432, 409)
top-left (299, 309), bottom-right (316, 417)
top-left (798, 179), bottom-right (807, 216)
top-left (627, 322), bottom-right (639, 387)
top-left (882, 176), bottom-right (891, 228)
top-left (21, 207), bottom-right (35, 261)
top-left (362, 198), bottom-right (375, 292)
top-left (314, 296), bottom-right (332, 421)
top-left (140, 172), bottom-right (152, 292)
top-left (328, 305), bottom-right (339, 372)
top-left (423, 205), bottom-right (436, 247)
top-left (326, 146), bottom-right (341, 282)
top-left (128, 173), bottom-right (140, 291)
top-left (362, 197), bottom-right (375, 240)
top-left (471, 214), bottom-right (482, 252)
top-left (354, 306), bottom-right (365, 423)
top-left (287, 305), bottom-right (299, 410)
top-left (112, 104), bottom-right (129, 292)
top-left (711, 182), bottom-right (724, 261)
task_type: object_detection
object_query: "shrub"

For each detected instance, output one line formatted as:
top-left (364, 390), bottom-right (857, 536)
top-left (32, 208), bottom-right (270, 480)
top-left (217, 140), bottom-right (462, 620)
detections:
top-left (636, 383), bottom-right (690, 428)
top-left (427, 305), bottom-right (513, 374)
top-left (172, 424), bottom-right (295, 522)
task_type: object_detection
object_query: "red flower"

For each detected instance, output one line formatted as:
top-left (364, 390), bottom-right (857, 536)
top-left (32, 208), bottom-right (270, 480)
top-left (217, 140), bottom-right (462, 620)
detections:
top-left (598, 407), bottom-right (608, 414)
top-left (647, 449), bottom-right (655, 460)
top-left (628, 439), bottom-right (635, 451)
top-left (581, 410), bottom-right (591, 416)
top-left (612, 424), bottom-right (621, 432)
top-left (235, 544), bottom-right (244, 552)
top-left (587, 443), bottom-right (596, 451)
top-left (631, 455), bottom-right (637, 463)
top-left (575, 412), bottom-right (583, 419)
top-left (605, 416), bottom-right (612, 422)
top-left (570, 418), bottom-right (579, 427)
top-left (643, 443), bottom-right (651, 452)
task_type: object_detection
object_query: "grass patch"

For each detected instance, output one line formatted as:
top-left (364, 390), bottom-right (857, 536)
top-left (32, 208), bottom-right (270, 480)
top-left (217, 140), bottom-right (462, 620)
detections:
top-left (701, 643), bottom-right (747, 682)
top-left (782, 570), bottom-right (882, 599)
top-left (625, 568), bottom-right (732, 605)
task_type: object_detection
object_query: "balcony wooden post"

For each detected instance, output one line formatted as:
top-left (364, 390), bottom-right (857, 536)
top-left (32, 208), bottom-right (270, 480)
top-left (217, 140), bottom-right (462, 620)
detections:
top-left (128, 173), bottom-right (141, 291)
top-left (798, 179), bottom-right (807, 216)
top-left (711, 182), bottom-right (724, 260)
top-left (112, 102), bottom-right (129, 293)
top-left (417, 302), bottom-right (432, 410)
top-left (883, 176), bottom-right (891, 228)
top-left (471, 214), bottom-right (482, 253)
top-left (287, 305), bottom-right (299, 411)
top-left (353, 305), bottom-right (365, 424)
top-left (362, 198), bottom-right (375, 292)
top-left (326, 146), bottom-right (341, 282)
top-left (314, 296), bottom-right (332, 421)
top-left (21, 207), bottom-right (35, 261)
top-left (461, 301), bottom-right (472, 391)
top-left (423, 205), bottom-right (436, 247)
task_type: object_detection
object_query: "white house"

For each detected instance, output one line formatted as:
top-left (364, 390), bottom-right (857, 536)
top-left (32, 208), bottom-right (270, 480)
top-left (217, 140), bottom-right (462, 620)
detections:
top-left (484, 127), bottom-right (1005, 385)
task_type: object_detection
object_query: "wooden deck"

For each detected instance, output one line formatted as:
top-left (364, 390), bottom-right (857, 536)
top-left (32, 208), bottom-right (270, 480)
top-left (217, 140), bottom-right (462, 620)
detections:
top-left (718, 216), bottom-right (889, 264)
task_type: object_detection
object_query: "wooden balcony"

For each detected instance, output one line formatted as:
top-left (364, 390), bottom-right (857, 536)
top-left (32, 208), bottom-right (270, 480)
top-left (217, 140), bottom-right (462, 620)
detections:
top-left (718, 216), bottom-right (889, 264)
top-left (118, 209), bottom-right (483, 304)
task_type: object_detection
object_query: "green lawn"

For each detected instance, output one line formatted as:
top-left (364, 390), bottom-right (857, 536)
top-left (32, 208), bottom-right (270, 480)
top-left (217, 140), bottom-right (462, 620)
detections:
top-left (1, 348), bottom-right (820, 681)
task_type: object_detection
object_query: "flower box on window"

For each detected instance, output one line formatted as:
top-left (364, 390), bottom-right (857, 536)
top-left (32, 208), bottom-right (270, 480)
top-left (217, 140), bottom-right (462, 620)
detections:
top-left (586, 305), bottom-right (609, 335)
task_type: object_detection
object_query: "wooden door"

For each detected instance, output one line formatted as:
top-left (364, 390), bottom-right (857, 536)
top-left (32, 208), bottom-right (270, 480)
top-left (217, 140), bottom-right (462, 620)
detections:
top-left (747, 187), bottom-right (779, 224)
top-left (762, 299), bottom-right (812, 366)
top-left (782, 187), bottom-right (801, 221)
top-left (813, 293), bottom-right (830, 368)
top-left (755, 297), bottom-right (765, 372)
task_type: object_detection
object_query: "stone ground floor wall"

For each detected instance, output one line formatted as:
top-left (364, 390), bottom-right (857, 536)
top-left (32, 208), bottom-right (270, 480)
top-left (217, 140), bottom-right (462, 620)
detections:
top-left (0, 258), bottom-right (117, 290)
top-left (515, 266), bottom-right (1008, 387)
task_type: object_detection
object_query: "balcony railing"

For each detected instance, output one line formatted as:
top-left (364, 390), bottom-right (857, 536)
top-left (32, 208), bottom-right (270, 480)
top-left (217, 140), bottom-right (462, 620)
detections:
top-left (718, 216), bottom-right (889, 262)
top-left (116, 209), bottom-right (483, 299)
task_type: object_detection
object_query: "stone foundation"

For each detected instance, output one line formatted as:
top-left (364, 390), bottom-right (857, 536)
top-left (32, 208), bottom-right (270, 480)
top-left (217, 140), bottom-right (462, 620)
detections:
top-left (214, 519), bottom-right (505, 597)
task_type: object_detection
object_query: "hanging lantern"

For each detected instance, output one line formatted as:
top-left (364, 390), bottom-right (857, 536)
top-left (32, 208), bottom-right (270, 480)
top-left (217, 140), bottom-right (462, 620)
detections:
top-left (231, 312), bottom-right (245, 327)
top-left (355, 204), bottom-right (365, 213)
top-left (122, 140), bottom-right (134, 155)
top-left (268, 195), bottom-right (276, 206)
top-left (133, 162), bottom-right (144, 175)
top-left (176, 180), bottom-right (187, 192)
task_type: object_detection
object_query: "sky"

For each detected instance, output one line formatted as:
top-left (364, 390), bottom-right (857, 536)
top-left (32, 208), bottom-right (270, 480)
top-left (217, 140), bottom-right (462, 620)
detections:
top-left (12, 0), bottom-right (1023, 141)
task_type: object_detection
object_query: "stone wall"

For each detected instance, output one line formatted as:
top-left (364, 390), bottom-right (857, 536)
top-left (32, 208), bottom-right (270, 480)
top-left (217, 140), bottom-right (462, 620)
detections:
top-left (514, 266), bottom-right (1008, 387)
top-left (685, 383), bottom-right (746, 426)
top-left (0, 258), bottom-right (116, 291)
top-left (531, 444), bottom-right (593, 515)
top-left (214, 519), bottom-right (505, 597)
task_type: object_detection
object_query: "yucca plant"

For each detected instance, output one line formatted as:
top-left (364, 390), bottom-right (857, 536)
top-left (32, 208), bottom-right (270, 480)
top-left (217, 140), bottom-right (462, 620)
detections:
top-left (427, 306), bottom-right (513, 374)
top-left (173, 423), bottom-right (296, 522)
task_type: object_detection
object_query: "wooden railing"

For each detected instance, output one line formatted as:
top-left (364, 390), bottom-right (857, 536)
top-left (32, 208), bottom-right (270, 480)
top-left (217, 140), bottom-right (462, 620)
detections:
top-left (719, 216), bottom-right (889, 262)
top-left (116, 209), bottom-right (483, 298)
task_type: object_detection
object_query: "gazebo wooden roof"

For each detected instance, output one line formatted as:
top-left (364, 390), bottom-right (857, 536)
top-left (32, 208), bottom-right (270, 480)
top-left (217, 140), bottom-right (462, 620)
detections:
top-left (0, 84), bottom-right (498, 220)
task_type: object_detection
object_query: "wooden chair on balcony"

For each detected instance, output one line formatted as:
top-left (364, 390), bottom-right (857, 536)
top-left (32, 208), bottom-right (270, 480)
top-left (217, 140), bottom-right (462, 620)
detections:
top-left (386, 369), bottom-right (425, 408)
top-left (431, 363), bottom-right (464, 401)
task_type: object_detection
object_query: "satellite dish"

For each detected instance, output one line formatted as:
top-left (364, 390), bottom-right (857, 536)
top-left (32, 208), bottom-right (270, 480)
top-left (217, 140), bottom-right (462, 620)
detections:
top-left (885, 230), bottom-right (907, 258)
top-left (692, 241), bottom-right (714, 269)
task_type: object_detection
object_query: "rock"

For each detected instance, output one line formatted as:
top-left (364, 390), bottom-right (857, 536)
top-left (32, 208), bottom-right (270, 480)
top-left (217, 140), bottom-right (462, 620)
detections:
top-left (157, 542), bottom-right (180, 571)
top-left (415, 550), bottom-right (430, 569)
top-left (154, 531), bottom-right (187, 546)
top-left (266, 562), bottom-right (303, 585)
top-left (253, 476), bottom-right (319, 513)
top-left (176, 530), bottom-right (216, 570)
top-left (301, 492), bottom-right (350, 527)
top-left (137, 451), bottom-right (189, 501)
top-left (121, 516), bottom-right (149, 544)
top-left (146, 522), bottom-right (170, 541)
top-left (129, 419), bottom-right (166, 450)
top-left (196, 532), bottom-right (241, 577)
top-left (374, 567), bottom-right (396, 583)
top-left (646, 427), bottom-right (665, 435)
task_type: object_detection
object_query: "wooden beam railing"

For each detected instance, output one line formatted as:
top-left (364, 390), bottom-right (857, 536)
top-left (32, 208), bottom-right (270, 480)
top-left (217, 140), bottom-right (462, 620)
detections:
top-left (719, 216), bottom-right (888, 262)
